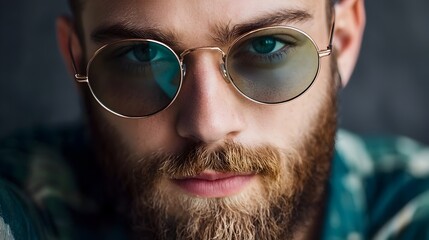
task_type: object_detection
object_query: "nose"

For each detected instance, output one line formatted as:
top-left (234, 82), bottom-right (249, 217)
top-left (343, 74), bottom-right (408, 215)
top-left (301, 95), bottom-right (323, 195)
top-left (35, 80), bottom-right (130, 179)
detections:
top-left (175, 51), bottom-right (245, 144)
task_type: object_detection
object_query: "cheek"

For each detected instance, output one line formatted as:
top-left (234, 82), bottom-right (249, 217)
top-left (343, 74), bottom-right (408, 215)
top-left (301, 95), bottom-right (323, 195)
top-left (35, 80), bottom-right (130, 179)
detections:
top-left (246, 63), bottom-right (333, 148)
top-left (98, 110), bottom-right (182, 155)
top-left (247, 104), bottom-right (313, 147)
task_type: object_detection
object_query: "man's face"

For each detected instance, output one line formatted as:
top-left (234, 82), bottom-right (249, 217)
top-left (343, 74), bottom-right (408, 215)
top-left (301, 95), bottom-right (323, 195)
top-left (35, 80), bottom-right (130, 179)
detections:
top-left (78, 0), bottom-right (337, 239)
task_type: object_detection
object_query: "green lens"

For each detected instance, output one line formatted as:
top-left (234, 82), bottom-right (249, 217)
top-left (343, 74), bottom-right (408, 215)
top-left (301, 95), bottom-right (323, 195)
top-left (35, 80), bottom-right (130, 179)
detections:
top-left (88, 40), bottom-right (181, 117)
top-left (226, 27), bottom-right (320, 103)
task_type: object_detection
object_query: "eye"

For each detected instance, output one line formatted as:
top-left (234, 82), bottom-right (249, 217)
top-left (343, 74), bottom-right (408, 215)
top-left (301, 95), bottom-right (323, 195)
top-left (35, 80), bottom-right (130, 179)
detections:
top-left (125, 43), bottom-right (159, 62)
top-left (230, 34), bottom-right (296, 66)
top-left (250, 36), bottom-right (285, 54)
top-left (104, 41), bottom-right (183, 80)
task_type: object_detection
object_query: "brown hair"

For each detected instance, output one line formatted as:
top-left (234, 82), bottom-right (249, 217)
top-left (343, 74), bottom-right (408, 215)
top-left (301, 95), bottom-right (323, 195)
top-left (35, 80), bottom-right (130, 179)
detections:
top-left (67, 0), bottom-right (336, 23)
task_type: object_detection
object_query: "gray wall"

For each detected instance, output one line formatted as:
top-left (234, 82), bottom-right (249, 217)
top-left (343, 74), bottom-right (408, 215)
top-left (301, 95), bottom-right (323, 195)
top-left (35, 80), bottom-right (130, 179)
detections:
top-left (0, 1), bottom-right (80, 136)
top-left (340, 1), bottom-right (429, 143)
top-left (1, 1), bottom-right (428, 144)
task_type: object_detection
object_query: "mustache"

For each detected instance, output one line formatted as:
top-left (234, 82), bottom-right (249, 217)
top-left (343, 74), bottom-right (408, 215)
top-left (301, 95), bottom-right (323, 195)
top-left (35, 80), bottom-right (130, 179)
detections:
top-left (135, 141), bottom-right (283, 180)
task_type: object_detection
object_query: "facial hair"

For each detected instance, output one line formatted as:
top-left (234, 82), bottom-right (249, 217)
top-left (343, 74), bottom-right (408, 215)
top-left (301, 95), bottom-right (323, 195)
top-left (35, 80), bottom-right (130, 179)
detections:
top-left (86, 62), bottom-right (339, 240)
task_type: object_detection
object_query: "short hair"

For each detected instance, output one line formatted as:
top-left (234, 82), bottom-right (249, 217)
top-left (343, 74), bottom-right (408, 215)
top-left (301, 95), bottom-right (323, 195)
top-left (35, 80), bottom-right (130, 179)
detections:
top-left (67, 0), bottom-right (336, 52)
top-left (67, 0), bottom-right (336, 22)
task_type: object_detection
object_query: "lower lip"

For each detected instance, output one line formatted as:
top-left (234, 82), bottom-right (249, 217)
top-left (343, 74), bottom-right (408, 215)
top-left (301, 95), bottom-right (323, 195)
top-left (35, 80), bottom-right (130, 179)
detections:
top-left (173, 175), bottom-right (254, 198)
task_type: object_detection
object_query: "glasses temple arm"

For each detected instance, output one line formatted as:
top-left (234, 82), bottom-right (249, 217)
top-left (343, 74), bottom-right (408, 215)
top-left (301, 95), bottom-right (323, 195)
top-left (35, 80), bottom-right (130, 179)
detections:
top-left (68, 34), bottom-right (88, 82)
top-left (328, 10), bottom-right (335, 51)
top-left (319, 8), bottom-right (336, 57)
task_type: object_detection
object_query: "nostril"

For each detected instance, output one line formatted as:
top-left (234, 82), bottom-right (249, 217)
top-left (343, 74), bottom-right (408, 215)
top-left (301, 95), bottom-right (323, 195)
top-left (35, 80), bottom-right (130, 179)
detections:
top-left (220, 63), bottom-right (230, 83)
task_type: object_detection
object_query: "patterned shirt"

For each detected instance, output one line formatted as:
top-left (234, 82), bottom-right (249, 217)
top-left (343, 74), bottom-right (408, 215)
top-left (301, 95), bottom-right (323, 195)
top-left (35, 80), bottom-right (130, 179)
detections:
top-left (1, 125), bottom-right (429, 239)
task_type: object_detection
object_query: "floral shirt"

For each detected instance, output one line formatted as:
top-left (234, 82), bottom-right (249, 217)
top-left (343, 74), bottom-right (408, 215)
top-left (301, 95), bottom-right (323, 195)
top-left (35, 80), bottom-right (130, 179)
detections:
top-left (1, 125), bottom-right (429, 239)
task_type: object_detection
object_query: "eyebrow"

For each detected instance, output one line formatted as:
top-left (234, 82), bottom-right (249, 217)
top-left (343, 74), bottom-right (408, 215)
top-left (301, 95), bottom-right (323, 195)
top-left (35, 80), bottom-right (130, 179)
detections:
top-left (212, 8), bottom-right (313, 45)
top-left (90, 8), bottom-right (312, 48)
top-left (91, 24), bottom-right (181, 48)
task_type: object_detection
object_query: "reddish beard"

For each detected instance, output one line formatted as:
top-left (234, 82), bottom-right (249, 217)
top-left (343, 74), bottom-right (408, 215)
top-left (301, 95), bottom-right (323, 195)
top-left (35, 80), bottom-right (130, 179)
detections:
top-left (87, 62), bottom-right (339, 240)
top-left (89, 96), bottom-right (336, 240)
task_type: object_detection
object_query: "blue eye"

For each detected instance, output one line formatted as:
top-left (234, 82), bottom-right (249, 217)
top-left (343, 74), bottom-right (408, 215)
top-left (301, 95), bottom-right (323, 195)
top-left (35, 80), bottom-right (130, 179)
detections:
top-left (233, 35), bottom-right (293, 66)
top-left (250, 36), bottom-right (285, 54)
top-left (109, 42), bottom-right (178, 77)
top-left (125, 43), bottom-right (159, 62)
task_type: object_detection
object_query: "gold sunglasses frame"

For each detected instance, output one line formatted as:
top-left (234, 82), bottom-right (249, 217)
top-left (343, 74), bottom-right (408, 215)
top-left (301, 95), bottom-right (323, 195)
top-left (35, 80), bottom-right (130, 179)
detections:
top-left (70, 14), bottom-right (335, 119)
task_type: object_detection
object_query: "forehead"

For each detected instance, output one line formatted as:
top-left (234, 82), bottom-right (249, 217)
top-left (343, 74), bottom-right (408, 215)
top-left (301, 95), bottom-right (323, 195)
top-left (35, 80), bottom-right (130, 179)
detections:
top-left (81, 0), bottom-right (326, 47)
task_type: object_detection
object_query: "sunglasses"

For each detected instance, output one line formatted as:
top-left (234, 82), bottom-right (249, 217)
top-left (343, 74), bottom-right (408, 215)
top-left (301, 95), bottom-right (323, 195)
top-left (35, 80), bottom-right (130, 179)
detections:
top-left (72, 21), bottom-right (334, 118)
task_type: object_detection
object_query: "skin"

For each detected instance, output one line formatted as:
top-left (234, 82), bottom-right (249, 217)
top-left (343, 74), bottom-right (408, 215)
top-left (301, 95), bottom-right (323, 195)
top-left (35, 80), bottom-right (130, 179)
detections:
top-left (81, 0), bottom-right (329, 154)
top-left (57, 0), bottom-right (365, 238)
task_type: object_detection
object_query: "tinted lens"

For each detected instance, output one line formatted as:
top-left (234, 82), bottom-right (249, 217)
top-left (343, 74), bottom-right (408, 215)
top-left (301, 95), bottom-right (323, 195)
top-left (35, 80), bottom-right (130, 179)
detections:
top-left (226, 27), bottom-right (319, 103)
top-left (88, 40), bottom-right (181, 117)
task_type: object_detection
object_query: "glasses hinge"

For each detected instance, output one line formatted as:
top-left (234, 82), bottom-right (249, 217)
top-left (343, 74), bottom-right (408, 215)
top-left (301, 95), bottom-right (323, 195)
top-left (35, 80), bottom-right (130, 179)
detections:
top-left (318, 48), bottom-right (332, 58)
top-left (75, 74), bottom-right (88, 83)
top-left (220, 63), bottom-right (231, 83)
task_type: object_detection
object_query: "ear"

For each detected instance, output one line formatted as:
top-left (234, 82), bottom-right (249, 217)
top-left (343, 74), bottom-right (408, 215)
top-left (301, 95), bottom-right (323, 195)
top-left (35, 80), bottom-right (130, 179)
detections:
top-left (334, 0), bottom-right (366, 86)
top-left (56, 16), bottom-right (83, 77)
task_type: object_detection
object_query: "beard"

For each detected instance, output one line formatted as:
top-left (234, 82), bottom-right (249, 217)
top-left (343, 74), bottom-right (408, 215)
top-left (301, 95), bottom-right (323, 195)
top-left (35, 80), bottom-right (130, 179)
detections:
top-left (86, 63), bottom-right (339, 240)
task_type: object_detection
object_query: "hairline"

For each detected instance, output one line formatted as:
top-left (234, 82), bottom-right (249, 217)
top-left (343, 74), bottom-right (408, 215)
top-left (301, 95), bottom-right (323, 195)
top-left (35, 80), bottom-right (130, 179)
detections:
top-left (68, 0), bottom-right (336, 28)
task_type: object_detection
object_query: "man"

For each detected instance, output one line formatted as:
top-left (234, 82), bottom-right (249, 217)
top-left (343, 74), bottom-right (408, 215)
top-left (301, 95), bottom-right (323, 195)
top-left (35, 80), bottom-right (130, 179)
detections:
top-left (1, 0), bottom-right (429, 239)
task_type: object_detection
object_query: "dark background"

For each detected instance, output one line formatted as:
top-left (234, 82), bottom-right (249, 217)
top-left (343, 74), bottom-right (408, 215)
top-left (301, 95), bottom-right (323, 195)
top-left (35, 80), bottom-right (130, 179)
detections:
top-left (0, 1), bottom-right (428, 144)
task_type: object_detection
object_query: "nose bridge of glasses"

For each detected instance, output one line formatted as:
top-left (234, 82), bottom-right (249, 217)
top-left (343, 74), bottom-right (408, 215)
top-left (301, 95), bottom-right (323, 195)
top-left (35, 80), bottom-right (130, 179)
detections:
top-left (179, 46), bottom-right (226, 59)
top-left (180, 47), bottom-right (230, 83)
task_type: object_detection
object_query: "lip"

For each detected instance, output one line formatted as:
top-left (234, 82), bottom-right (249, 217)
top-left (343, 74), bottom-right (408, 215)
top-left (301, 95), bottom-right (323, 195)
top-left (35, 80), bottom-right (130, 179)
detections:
top-left (172, 171), bottom-right (254, 198)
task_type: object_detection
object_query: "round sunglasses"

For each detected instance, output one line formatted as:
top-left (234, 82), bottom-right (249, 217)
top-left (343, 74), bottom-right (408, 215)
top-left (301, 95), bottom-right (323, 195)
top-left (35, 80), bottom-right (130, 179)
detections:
top-left (72, 23), bottom-right (334, 118)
